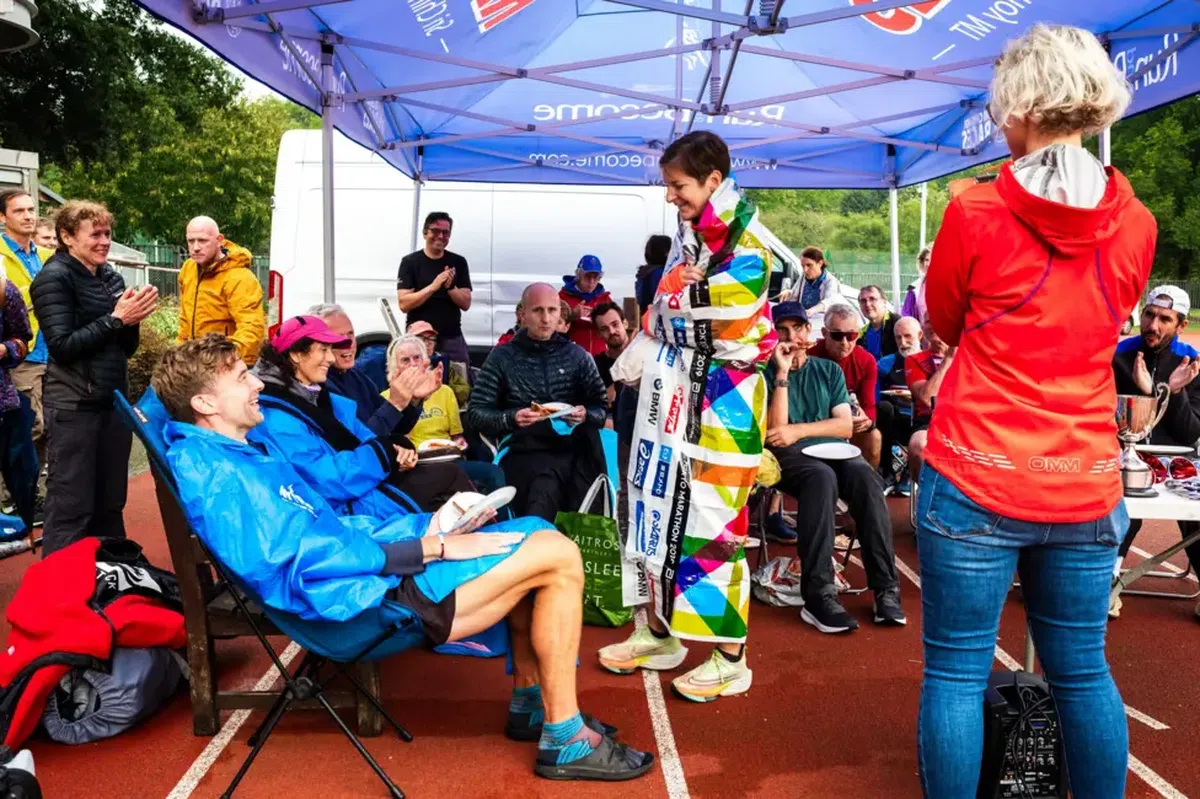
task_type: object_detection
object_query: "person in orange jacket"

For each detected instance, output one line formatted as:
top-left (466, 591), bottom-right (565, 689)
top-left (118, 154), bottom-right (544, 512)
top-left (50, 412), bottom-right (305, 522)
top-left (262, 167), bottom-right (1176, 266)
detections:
top-left (559, 255), bottom-right (612, 356)
top-left (176, 217), bottom-right (266, 365)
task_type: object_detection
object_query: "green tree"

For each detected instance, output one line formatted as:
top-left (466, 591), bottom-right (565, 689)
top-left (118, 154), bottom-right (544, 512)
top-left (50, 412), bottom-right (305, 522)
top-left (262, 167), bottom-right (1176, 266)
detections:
top-left (1111, 95), bottom-right (1200, 280)
top-left (0, 0), bottom-right (241, 165)
top-left (49, 97), bottom-right (315, 251)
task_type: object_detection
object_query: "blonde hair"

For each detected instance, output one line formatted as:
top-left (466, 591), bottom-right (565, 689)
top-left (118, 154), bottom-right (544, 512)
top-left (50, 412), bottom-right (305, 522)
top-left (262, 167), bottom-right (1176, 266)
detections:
top-left (989, 24), bottom-right (1131, 136)
top-left (386, 335), bottom-right (427, 379)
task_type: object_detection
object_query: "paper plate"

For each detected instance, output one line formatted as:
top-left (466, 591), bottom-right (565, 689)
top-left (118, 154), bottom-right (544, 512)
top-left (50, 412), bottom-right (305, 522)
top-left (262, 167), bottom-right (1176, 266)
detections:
top-left (1135, 444), bottom-right (1196, 456)
top-left (448, 486), bottom-right (518, 532)
top-left (417, 452), bottom-right (461, 463)
top-left (418, 438), bottom-right (458, 452)
top-left (801, 441), bottom-right (862, 461)
top-left (881, 389), bottom-right (912, 398)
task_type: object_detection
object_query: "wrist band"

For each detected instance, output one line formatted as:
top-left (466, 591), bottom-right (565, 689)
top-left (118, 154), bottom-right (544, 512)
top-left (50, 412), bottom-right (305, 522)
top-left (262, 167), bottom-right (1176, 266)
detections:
top-left (438, 534), bottom-right (446, 560)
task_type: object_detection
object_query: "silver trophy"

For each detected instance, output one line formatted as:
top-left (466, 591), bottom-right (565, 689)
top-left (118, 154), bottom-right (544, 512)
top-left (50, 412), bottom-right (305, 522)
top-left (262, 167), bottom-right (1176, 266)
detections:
top-left (1116, 384), bottom-right (1170, 497)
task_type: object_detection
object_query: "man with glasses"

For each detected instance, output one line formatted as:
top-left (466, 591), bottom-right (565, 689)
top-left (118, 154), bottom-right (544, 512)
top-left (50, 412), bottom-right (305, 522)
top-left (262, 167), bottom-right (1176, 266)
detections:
top-left (397, 212), bottom-right (473, 367)
top-left (811, 305), bottom-right (882, 469)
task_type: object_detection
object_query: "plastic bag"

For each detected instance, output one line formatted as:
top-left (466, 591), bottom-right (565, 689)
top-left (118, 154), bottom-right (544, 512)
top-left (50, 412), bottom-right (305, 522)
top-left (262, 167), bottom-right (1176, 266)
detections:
top-left (555, 475), bottom-right (633, 628)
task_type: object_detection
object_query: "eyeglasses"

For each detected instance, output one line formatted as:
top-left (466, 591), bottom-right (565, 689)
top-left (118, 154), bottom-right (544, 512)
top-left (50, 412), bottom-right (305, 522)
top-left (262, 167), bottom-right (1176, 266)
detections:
top-left (827, 330), bottom-right (859, 342)
top-left (426, 228), bottom-right (451, 239)
top-left (985, 101), bottom-right (999, 127)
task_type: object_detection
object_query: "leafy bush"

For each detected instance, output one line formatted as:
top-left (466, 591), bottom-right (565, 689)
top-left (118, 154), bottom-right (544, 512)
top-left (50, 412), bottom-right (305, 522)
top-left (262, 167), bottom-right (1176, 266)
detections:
top-left (127, 300), bottom-right (179, 402)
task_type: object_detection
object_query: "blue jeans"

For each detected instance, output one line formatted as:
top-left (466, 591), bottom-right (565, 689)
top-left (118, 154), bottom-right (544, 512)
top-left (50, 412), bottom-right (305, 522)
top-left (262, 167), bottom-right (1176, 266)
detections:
top-left (916, 464), bottom-right (1128, 799)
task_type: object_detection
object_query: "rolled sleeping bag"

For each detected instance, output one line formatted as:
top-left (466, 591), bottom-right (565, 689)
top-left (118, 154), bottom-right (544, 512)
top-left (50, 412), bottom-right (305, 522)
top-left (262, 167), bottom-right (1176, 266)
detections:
top-left (42, 648), bottom-right (184, 745)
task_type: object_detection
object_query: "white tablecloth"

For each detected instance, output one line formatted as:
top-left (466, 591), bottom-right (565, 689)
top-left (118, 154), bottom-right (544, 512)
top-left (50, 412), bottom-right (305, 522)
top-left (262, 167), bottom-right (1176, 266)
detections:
top-left (1123, 485), bottom-right (1200, 522)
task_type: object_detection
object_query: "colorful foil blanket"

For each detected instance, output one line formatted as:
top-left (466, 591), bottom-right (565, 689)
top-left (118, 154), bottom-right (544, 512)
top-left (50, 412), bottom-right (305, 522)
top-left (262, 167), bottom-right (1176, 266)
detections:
top-left (619, 178), bottom-right (777, 643)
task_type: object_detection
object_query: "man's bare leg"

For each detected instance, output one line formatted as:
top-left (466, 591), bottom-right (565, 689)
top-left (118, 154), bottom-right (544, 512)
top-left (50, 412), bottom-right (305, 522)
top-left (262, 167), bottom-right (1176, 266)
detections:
top-left (853, 427), bottom-right (883, 470)
top-left (908, 429), bottom-right (928, 483)
top-left (507, 594), bottom-right (539, 689)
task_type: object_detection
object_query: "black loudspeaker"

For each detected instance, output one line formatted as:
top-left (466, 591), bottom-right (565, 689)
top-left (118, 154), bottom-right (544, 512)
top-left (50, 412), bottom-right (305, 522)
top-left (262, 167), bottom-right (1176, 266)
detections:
top-left (978, 671), bottom-right (1067, 799)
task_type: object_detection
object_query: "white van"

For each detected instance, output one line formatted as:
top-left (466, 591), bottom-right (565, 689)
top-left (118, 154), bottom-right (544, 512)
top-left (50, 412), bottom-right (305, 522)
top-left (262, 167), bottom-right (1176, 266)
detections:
top-left (270, 129), bottom-right (804, 360)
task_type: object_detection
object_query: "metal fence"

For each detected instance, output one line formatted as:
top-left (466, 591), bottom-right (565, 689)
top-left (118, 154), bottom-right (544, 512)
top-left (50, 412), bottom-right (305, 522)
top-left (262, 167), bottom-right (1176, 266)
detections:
top-left (119, 240), bottom-right (271, 301)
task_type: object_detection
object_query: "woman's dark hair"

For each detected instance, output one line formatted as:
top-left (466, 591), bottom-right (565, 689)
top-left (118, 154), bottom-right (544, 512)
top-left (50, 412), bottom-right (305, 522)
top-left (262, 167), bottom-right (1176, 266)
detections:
top-left (659, 131), bottom-right (730, 182)
top-left (800, 246), bottom-right (826, 264)
top-left (258, 339), bottom-right (318, 380)
top-left (644, 234), bottom-right (672, 267)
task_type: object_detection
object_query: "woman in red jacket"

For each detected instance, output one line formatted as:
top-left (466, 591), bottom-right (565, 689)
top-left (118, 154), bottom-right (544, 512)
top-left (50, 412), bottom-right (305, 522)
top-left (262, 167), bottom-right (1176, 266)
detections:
top-left (915, 25), bottom-right (1155, 798)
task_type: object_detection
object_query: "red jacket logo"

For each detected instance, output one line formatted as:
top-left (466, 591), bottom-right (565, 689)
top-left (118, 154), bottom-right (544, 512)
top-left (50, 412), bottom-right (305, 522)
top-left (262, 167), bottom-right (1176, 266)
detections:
top-left (664, 386), bottom-right (685, 434)
top-left (851, 0), bottom-right (950, 35)
top-left (473, 0), bottom-right (536, 34)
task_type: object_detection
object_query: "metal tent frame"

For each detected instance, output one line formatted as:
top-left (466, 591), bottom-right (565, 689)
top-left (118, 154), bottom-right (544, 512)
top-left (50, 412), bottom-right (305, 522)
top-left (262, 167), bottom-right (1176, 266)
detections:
top-left (138, 0), bottom-right (1200, 302)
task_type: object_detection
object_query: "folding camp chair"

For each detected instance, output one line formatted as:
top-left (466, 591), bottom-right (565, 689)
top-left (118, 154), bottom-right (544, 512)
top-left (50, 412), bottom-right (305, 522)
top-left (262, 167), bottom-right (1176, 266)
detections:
top-left (115, 389), bottom-right (419, 797)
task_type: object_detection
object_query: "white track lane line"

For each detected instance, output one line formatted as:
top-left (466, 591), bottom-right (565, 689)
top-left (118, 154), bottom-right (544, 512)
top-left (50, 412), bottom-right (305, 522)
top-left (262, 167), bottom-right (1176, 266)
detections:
top-left (858, 555), bottom-right (1171, 732)
top-left (634, 608), bottom-right (691, 799)
top-left (880, 554), bottom-right (1186, 797)
top-left (167, 642), bottom-right (301, 799)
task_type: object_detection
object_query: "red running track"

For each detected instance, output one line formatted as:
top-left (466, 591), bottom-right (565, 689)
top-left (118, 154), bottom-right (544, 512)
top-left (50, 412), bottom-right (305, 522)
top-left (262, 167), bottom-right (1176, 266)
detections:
top-left (3, 472), bottom-right (1197, 798)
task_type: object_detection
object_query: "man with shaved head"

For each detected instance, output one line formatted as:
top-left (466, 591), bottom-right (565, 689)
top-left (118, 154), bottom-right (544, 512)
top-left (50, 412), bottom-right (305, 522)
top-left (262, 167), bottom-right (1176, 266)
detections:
top-left (176, 216), bottom-right (266, 364)
top-left (467, 283), bottom-right (608, 521)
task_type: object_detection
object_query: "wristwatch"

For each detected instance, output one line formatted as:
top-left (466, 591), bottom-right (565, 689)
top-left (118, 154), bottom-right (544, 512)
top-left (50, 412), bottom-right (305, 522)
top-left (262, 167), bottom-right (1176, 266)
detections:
top-left (773, 380), bottom-right (789, 389)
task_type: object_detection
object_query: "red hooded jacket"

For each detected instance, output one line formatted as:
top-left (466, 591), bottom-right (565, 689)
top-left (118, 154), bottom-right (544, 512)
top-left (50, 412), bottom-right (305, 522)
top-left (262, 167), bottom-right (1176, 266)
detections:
top-left (923, 161), bottom-right (1156, 523)
top-left (0, 538), bottom-right (186, 748)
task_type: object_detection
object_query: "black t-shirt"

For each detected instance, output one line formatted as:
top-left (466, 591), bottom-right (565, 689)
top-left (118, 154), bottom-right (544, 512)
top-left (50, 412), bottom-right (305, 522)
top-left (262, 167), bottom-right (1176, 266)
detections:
top-left (396, 250), bottom-right (472, 337)
top-left (594, 350), bottom-right (623, 410)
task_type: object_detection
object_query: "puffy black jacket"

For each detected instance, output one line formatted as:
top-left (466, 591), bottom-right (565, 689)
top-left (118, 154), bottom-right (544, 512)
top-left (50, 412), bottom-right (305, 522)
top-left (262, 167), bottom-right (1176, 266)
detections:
top-left (467, 331), bottom-right (607, 450)
top-left (31, 252), bottom-right (139, 410)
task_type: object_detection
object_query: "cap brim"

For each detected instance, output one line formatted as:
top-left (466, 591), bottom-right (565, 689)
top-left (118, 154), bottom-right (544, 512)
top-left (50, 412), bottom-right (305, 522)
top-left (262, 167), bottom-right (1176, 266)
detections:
top-left (310, 331), bottom-right (353, 348)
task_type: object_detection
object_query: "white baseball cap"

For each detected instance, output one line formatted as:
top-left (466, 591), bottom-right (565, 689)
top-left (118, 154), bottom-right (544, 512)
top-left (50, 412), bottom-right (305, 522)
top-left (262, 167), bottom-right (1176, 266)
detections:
top-left (1147, 285), bottom-right (1190, 319)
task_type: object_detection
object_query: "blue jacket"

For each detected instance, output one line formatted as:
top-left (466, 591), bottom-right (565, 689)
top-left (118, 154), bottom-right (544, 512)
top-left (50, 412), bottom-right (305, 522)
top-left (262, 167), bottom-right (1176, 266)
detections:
top-left (164, 421), bottom-right (432, 622)
top-left (248, 389), bottom-right (410, 521)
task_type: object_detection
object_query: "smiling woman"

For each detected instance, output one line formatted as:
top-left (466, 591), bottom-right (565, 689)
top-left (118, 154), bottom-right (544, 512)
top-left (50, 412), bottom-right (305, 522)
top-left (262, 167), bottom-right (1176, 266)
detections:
top-left (30, 200), bottom-right (159, 556)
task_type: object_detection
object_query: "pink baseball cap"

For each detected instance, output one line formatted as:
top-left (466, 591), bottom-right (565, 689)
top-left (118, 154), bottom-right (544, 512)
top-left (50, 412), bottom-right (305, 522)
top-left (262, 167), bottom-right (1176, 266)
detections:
top-left (271, 315), bottom-right (352, 352)
top-left (406, 321), bottom-right (437, 338)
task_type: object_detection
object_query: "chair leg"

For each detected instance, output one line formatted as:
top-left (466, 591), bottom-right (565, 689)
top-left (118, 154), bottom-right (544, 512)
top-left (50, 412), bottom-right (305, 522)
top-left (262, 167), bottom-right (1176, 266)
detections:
top-left (190, 634), bottom-right (219, 736)
top-left (354, 662), bottom-right (385, 738)
top-left (314, 690), bottom-right (405, 799)
top-left (221, 686), bottom-right (294, 798)
top-left (340, 664), bottom-right (413, 742)
top-left (246, 654), bottom-right (320, 748)
top-left (838, 532), bottom-right (869, 596)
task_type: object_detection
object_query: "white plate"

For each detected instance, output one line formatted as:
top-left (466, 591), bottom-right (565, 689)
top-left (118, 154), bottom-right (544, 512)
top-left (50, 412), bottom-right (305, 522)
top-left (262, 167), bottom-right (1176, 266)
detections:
top-left (1135, 444), bottom-right (1196, 456)
top-left (447, 486), bottom-right (518, 532)
top-left (801, 441), bottom-right (863, 461)
top-left (881, 389), bottom-right (912, 398)
top-left (418, 453), bottom-right (461, 464)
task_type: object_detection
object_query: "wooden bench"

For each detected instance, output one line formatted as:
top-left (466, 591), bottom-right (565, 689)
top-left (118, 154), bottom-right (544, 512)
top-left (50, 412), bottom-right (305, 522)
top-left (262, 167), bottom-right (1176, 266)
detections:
top-left (149, 468), bottom-right (384, 737)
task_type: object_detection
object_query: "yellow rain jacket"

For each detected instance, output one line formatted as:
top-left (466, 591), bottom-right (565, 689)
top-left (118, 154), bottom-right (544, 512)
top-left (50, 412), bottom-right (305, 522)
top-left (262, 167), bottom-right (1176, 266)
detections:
top-left (177, 241), bottom-right (266, 365)
top-left (0, 236), bottom-right (53, 354)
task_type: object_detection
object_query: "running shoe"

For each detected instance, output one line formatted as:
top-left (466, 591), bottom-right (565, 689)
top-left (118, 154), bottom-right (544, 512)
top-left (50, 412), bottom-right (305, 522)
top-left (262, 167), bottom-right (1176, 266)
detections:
top-left (801, 591), bottom-right (859, 633)
top-left (670, 649), bottom-right (752, 703)
top-left (598, 626), bottom-right (688, 675)
top-left (873, 587), bottom-right (907, 626)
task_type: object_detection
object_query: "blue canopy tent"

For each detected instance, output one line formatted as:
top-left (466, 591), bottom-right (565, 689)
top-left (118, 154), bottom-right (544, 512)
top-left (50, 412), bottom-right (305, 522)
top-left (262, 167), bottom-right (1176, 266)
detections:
top-left (136, 0), bottom-right (1200, 304)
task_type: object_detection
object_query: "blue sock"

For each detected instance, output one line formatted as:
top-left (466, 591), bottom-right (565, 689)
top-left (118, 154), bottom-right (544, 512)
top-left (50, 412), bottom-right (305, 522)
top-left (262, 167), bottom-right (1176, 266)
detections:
top-left (509, 684), bottom-right (544, 727)
top-left (539, 713), bottom-right (599, 766)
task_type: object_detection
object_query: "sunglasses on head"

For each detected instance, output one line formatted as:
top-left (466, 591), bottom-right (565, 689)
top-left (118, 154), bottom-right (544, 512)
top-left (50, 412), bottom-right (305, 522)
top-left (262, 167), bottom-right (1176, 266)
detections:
top-left (828, 330), bottom-right (859, 342)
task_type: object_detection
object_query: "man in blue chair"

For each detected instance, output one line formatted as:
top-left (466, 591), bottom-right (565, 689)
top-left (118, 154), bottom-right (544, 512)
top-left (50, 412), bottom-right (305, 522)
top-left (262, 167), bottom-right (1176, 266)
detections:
top-left (151, 335), bottom-right (654, 782)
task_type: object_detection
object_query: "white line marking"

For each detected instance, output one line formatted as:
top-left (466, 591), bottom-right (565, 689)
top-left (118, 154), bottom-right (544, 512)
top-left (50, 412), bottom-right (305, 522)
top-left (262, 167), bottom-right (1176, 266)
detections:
top-left (1130, 754), bottom-right (1190, 799)
top-left (889, 554), bottom-right (1180, 792)
top-left (932, 44), bottom-right (957, 61)
top-left (167, 642), bottom-right (301, 799)
top-left (635, 608), bottom-right (690, 799)
top-left (1130, 546), bottom-right (1198, 582)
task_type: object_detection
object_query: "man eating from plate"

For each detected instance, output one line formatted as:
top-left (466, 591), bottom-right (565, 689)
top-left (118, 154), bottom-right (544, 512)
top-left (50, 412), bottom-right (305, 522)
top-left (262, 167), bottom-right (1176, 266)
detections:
top-left (467, 283), bottom-right (608, 522)
top-left (765, 302), bottom-right (904, 634)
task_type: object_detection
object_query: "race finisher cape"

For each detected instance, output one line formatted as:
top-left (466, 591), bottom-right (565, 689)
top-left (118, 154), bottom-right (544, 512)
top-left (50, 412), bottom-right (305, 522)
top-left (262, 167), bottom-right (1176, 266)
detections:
top-left (615, 177), bottom-right (776, 643)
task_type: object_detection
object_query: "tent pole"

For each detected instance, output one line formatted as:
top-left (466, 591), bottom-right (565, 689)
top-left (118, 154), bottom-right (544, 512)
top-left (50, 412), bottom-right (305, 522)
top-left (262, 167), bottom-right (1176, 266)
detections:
top-left (918, 182), bottom-right (928, 251)
top-left (889, 187), bottom-right (901, 309)
top-left (320, 43), bottom-right (336, 303)
top-left (410, 148), bottom-right (424, 253)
